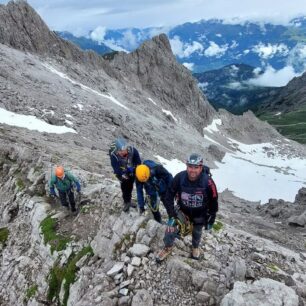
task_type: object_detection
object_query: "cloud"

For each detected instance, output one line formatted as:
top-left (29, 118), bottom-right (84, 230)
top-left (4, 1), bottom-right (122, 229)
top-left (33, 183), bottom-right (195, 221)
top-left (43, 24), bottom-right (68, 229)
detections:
top-left (287, 43), bottom-right (306, 71)
top-left (2, 0), bottom-right (306, 31)
top-left (182, 62), bottom-right (194, 70)
top-left (170, 36), bottom-right (204, 58)
top-left (204, 41), bottom-right (228, 57)
top-left (252, 43), bottom-right (289, 59)
top-left (90, 26), bottom-right (107, 43)
top-left (246, 65), bottom-right (302, 87)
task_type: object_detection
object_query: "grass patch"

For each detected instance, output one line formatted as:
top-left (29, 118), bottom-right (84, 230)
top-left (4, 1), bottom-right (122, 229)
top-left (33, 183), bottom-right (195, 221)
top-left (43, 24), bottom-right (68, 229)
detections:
top-left (25, 284), bottom-right (38, 300)
top-left (15, 178), bottom-right (25, 191)
top-left (40, 216), bottom-right (71, 254)
top-left (267, 263), bottom-right (279, 272)
top-left (259, 107), bottom-right (306, 144)
top-left (47, 246), bottom-right (93, 305)
top-left (212, 221), bottom-right (223, 232)
top-left (0, 227), bottom-right (9, 245)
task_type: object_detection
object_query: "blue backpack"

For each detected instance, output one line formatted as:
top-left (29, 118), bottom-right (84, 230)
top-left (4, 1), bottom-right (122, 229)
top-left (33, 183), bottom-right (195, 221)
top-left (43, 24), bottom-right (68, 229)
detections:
top-left (143, 160), bottom-right (158, 174)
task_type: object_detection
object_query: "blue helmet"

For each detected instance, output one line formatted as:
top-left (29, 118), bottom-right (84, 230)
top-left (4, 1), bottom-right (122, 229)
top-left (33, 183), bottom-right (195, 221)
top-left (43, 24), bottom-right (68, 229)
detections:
top-left (110, 138), bottom-right (128, 153)
top-left (186, 153), bottom-right (203, 166)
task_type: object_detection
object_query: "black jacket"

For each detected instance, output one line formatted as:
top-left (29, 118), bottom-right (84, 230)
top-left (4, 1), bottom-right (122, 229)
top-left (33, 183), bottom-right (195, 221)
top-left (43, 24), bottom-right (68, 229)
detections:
top-left (165, 170), bottom-right (218, 225)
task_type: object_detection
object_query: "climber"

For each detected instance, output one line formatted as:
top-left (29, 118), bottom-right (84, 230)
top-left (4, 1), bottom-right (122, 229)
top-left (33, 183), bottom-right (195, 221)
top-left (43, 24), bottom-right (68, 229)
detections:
top-left (49, 166), bottom-right (81, 212)
top-left (109, 138), bottom-right (141, 212)
top-left (135, 160), bottom-right (173, 223)
top-left (156, 153), bottom-right (218, 261)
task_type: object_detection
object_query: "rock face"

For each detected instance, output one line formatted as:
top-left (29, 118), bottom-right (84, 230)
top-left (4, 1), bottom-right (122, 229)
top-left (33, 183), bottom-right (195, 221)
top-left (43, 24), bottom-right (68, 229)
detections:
top-left (0, 0), bottom-right (113, 72)
top-left (221, 278), bottom-right (299, 306)
top-left (110, 34), bottom-right (215, 132)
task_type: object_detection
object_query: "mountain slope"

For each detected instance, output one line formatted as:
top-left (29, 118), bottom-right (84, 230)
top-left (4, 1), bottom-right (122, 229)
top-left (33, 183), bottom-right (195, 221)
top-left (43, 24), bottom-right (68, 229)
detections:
top-left (255, 72), bottom-right (306, 143)
top-left (0, 1), bottom-right (306, 306)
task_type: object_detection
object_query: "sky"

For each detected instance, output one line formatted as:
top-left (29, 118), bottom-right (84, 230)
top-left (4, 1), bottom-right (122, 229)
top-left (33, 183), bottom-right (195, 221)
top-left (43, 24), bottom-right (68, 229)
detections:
top-left (1, 0), bottom-right (306, 34)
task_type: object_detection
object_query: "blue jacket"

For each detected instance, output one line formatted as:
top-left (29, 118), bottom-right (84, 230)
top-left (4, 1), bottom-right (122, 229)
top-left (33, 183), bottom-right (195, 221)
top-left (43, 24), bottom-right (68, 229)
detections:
top-left (110, 146), bottom-right (141, 180)
top-left (136, 160), bottom-right (173, 207)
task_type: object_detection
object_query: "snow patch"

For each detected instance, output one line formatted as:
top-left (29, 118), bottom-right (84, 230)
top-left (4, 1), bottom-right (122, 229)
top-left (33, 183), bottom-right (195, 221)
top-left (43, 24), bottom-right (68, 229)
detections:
top-left (204, 119), bottom-right (222, 133)
top-left (42, 63), bottom-right (129, 110)
top-left (147, 97), bottom-right (157, 105)
top-left (0, 107), bottom-right (76, 134)
top-left (162, 109), bottom-right (178, 122)
top-left (156, 138), bottom-right (306, 204)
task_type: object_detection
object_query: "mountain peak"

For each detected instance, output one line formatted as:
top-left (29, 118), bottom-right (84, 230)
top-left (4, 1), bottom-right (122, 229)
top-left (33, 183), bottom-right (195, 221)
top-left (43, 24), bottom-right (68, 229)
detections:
top-left (0, 0), bottom-right (107, 69)
top-left (109, 33), bottom-right (215, 131)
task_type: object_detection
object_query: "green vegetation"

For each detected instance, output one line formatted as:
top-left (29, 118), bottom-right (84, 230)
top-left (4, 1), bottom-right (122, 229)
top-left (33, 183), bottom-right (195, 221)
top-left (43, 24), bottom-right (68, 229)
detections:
top-left (48, 246), bottom-right (93, 306)
top-left (15, 177), bottom-right (25, 190)
top-left (282, 27), bottom-right (306, 43)
top-left (259, 107), bottom-right (306, 144)
top-left (0, 227), bottom-right (9, 245)
top-left (40, 216), bottom-right (71, 254)
top-left (212, 221), bottom-right (224, 232)
top-left (267, 263), bottom-right (279, 272)
top-left (25, 284), bottom-right (38, 300)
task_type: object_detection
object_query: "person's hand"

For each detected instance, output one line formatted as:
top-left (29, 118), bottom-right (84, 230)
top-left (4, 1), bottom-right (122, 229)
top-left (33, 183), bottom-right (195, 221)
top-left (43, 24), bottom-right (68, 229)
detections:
top-left (76, 186), bottom-right (81, 193)
top-left (207, 223), bottom-right (213, 230)
top-left (166, 217), bottom-right (176, 233)
top-left (50, 193), bottom-right (57, 199)
top-left (126, 166), bottom-right (134, 174)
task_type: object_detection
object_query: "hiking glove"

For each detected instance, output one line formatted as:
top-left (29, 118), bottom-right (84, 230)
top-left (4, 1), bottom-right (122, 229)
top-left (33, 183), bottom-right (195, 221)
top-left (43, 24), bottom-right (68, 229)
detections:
top-left (50, 188), bottom-right (56, 197)
top-left (126, 166), bottom-right (134, 174)
top-left (75, 182), bottom-right (81, 192)
top-left (207, 223), bottom-right (213, 230)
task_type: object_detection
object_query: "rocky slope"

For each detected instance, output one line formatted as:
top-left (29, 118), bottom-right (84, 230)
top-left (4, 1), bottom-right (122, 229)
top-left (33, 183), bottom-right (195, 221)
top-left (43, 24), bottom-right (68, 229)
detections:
top-left (0, 1), bottom-right (305, 306)
top-left (254, 71), bottom-right (306, 143)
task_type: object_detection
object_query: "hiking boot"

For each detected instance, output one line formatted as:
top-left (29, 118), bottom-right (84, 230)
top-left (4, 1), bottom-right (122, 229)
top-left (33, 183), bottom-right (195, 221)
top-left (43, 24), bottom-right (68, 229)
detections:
top-left (139, 207), bottom-right (145, 215)
top-left (156, 246), bottom-right (173, 263)
top-left (123, 202), bottom-right (130, 212)
top-left (191, 247), bottom-right (200, 260)
top-left (130, 202), bottom-right (137, 208)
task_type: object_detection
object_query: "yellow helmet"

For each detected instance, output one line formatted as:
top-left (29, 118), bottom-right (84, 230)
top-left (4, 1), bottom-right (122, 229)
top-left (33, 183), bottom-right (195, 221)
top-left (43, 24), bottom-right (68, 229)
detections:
top-left (136, 165), bottom-right (150, 182)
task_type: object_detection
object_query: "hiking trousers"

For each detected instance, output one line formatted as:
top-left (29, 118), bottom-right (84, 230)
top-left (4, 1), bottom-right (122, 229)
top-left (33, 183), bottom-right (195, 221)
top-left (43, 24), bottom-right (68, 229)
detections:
top-left (59, 189), bottom-right (76, 211)
top-left (164, 223), bottom-right (204, 248)
top-left (121, 176), bottom-right (135, 203)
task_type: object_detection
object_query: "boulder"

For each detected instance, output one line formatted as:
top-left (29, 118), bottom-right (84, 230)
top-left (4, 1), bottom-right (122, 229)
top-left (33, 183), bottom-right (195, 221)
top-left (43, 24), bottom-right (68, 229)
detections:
top-left (220, 278), bottom-right (299, 306)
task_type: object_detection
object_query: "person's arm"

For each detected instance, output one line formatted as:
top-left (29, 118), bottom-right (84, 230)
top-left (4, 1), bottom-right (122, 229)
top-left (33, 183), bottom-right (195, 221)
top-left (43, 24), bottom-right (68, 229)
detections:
top-left (164, 173), bottom-right (180, 218)
top-left (67, 172), bottom-right (81, 192)
top-left (207, 178), bottom-right (218, 226)
top-left (110, 153), bottom-right (123, 177)
top-left (132, 148), bottom-right (142, 166)
top-left (49, 175), bottom-right (56, 195)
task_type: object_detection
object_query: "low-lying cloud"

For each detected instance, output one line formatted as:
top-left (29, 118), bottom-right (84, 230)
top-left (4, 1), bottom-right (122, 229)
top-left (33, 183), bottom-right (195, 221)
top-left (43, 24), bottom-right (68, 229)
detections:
top-left (246, 65), bottom-right (302, 87)
top-left (170, 36), bottom-right (204, 58)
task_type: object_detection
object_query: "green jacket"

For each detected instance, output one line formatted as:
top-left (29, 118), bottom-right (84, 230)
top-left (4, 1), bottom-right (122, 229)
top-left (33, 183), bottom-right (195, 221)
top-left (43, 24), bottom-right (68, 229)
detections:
top-left (49, 171), bottom-right (79, 192)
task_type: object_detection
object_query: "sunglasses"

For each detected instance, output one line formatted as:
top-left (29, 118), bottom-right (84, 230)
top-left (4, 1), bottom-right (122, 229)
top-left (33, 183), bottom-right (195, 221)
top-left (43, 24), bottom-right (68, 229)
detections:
top-left (187, 164), bottom-right (202, 169)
